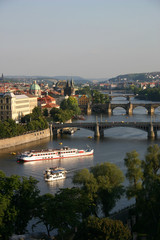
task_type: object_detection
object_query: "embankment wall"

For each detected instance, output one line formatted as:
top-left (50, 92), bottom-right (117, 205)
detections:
top-left (0, 128), bottom-right (51, 150)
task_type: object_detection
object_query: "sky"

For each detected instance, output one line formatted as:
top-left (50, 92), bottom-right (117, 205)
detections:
top-left (0, 0), bottom-right (160, 79)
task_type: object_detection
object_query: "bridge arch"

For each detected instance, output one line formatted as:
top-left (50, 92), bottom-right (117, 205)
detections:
top-left (132, 106), bottom-right (148, 114)
top-left (101, 126), bottom-right (148, 138)
top-left (154, 106), bottom-right (160, 113)
top-left (112, 107), bottom-right (126, 115)
top-left (111, 96), bottom-right (128, 101)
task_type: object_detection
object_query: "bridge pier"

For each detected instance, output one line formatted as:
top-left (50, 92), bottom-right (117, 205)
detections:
top-left (100, 128), bottom-right (104, 138)
top-left (107, 103), bottom-right (112, 115)
top-left (148, 106), bottom-right (155, 115)
top-left (52, 129), bottom-right (60, 136)
top-left (126, 103), bottom-right (133, 115)
top-left (49, 123), bottom-right (53, 136)
top-left (87, 103), bottom-right (92, 114)
top-left (94, 122), bottom-right (100, 138)
top-left (148, 124), bottom-right (155, 140)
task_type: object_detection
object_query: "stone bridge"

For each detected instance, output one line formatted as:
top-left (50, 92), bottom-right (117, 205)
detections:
top-left (92, 103), bottom-right (160, 115)
top-left (109, 94), bottom-right (135, 101)
top-left (52, 121), bottom-right (160, 139)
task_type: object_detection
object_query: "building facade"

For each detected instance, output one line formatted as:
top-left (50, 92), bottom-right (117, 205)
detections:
top-left (0, 92), bottom-right (37, 121)
top-left (64, 79), bottom-right (75, 96)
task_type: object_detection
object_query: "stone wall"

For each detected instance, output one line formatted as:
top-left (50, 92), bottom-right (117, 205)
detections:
top-left (0, 128), bottom-right (52, 150)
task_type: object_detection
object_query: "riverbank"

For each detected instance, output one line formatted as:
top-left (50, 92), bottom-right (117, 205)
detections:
top-left (0, 128), bottom-right (52, 150)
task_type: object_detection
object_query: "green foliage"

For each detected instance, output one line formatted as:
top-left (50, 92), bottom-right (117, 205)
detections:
top-left (0, 119), bottom-right (27, 139)
top-left (35, 188), bottom-right (91, 238)
top-left (60, 96), bottom-right (81, 116)
top-left (50, 108), bottom-right (73, 123)
top-left (135, 87), bottom-right (160, 101)
top-left (73, 163), bottom-right (124, 217)
top-left (125, 145), bottom-right (160, 239)
top-left (124, 150), bottom-right (143, 199)
top-left (43, 108), bottom-right (49, 117)
top-left (0, 106), bottom-right (48, 139)
top-left (92, 90), bottom-right (109, 104)
top-left (31, 106), bottom-right (42, 120)
top-left (0, 171), bottom-right (40, 239)
top-left (74, 216), bottom-right (131, 240)
top-left (76, 86), bottom-right (92, 97)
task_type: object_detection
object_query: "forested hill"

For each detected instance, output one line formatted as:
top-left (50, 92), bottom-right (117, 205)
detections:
top-left (107, 72), bottom-right (160, 83)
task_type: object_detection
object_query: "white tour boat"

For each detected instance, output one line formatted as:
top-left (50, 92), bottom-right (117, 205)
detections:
top-left (17, 146), bottom-right (94, 162)
top-left (44, 167), bottom-right (67, 182)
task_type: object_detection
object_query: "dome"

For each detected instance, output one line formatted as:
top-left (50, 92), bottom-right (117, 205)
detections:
top-left (30, 80), bottom-right (41, 90)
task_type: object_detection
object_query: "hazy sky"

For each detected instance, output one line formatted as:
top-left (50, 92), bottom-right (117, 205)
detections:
top-left (0, 0), bottom-right (160, 79)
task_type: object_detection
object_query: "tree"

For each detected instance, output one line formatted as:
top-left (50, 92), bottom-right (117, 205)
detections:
top-left (124, 150), bottom-right (143, 199)
top-left (125, 145), bottom-right (160, 239)
top-left (43, 108), bottom-right (49, 117)
top-left (60, 96), bottom-right (81, 116)
top-left (74, 216), bottom-right (131, 240)
top-left (35, 188), bottom-right (91, 239)
top-left (34, 193), bottom-right (55, 236)
top-left (73, 163), bottom-right (124, 217)
top-left (0, 171), bottom-right (40, 239)
top-left (31, 107), bottom-right (42, 120)
top-left (13, 176), bottom-right (40, 234)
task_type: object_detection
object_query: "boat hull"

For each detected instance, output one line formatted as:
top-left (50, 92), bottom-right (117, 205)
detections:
top-left (17, 149), bottom-right (94, 162)
top-left (45, 175), bottom-right (66, 182)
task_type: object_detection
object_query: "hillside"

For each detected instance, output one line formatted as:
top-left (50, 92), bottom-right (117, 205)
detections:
top-left (106, 72), bottom-right (160, 83)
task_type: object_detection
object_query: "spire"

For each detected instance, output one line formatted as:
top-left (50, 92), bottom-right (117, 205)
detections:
top-left (0, 74), bottom-right (4, 81)
top-left (66, 80), bottom-right (70, 87)
top-left (71, 78), bottom-right (74, 87)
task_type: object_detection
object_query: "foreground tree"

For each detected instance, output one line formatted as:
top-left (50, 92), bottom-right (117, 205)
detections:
top-left (73, 163), bottom-right (124, 217)
top-left (0, 171), bottom-right (40, 239)
top-left (125, 145), bottom-right (160, 239)
top-left (74, 216), bottom-right (131, 240)
top-left (35, 188), bottom-right (91, 239)
top-left (124, 150), bottom-right (143, 200)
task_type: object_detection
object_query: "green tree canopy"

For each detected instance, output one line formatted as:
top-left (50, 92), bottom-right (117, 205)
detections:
top-left (73, 163), bottom-right (124, 217)
top-left (60, 96), bottom-right (81, 116)
top-left (74, 216), bottom-right (131, 240)
top-left (124, 150), bottom-right (143, 199)
top-left (125, 145), bottom-right (160, 239)
top-left (0, 171), bottom-right (40, 239)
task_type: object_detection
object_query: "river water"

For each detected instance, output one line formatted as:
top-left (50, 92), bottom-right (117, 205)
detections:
top-left (1, 97), bottom-right (160, 212)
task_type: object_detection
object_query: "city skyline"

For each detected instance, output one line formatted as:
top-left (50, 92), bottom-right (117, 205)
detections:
top-left (1, 0), bottom-right (160, 79)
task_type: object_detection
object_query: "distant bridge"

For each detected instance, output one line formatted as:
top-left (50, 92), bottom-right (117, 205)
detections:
top-left (52, 121), bottom-right (160, 139)
top-left (109, 94), bottom-right (135, 101)
top-left (91, 102), bottom-right (160, 115)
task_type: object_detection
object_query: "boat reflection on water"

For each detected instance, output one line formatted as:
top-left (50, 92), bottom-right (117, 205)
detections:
top-left (46, 178), bottom-right (65, 190)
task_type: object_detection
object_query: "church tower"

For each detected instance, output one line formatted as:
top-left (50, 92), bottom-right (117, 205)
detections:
top-left (64, 79), bottom-right (75, 96)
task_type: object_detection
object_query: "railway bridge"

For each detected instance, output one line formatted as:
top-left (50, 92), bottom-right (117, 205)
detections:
top-left (52, 121), bottom-right (160, 139)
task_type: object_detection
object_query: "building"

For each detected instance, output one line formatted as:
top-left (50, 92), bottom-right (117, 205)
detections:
top-left (64, 79), bottom-right (75, 96)
top-left (30, 80), bottom-right (41, 97)
top-left (38, 93), bottom-right (60, 111)
top-left (0, 92), bottom-right (37, 121)
top-left (77, 95), bottom-right (90, 106)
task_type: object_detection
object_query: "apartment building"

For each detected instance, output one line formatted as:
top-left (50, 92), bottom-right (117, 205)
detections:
top-left (0, 92), bottom-right (37, 121)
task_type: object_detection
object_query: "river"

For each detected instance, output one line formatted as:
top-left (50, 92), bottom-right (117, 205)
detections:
top-left (1, 97), bottom-right (160, 212)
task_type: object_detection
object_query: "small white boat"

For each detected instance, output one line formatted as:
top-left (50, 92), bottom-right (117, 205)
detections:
top-left (44, 167), bottom-right (67, 182)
